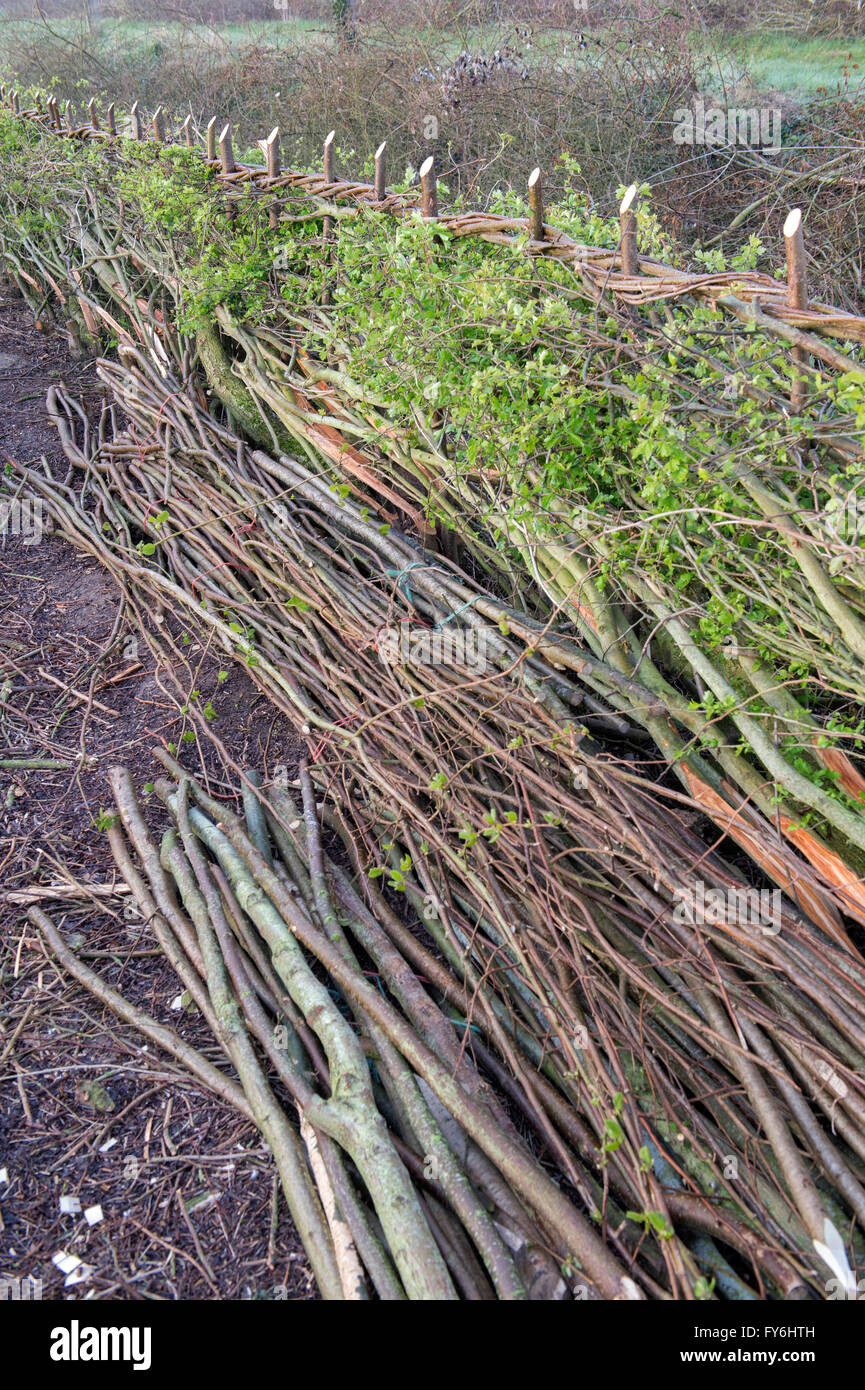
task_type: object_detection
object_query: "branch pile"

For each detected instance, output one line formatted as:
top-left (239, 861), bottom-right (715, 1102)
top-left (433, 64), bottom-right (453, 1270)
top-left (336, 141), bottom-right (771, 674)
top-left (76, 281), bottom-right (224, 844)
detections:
top-left (18, 354), bottom-right (865, 1301)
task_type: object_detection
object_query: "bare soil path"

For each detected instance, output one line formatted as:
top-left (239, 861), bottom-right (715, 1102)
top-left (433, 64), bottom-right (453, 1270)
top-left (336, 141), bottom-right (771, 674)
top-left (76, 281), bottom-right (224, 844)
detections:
top-left (0, 290), bottom-right (312, 1301)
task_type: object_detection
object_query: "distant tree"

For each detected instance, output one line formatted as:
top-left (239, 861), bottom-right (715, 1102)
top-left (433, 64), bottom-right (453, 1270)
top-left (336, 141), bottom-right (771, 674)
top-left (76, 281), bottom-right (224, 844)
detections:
top-left (81, 0), bottom-right (100, 34)
top-left (333, 0), bottom-right (357, 44)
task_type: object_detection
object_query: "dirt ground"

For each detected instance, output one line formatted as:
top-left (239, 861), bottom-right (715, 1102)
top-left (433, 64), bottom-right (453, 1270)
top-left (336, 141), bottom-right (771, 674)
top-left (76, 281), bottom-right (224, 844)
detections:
top-left (0, 288), bottom-right (314, 1300)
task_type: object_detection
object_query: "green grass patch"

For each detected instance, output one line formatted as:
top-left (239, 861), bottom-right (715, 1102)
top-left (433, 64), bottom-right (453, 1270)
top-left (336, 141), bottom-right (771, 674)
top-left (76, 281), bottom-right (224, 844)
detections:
top-left (708, 31), bottom-right (865, 101)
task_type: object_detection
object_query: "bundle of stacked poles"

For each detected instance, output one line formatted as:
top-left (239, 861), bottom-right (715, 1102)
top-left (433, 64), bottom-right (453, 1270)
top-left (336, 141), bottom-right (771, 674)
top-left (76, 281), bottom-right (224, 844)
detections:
top-left (18, 351), bottom-right (865, 1300)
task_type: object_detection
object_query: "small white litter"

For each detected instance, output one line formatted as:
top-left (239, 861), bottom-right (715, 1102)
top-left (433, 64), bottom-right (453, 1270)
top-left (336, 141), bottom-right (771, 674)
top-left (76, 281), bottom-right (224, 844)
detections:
top-left (52, 1250), bottom-right (81, 1275)
top-left (0, 1167), bottom-right (9, 1185)
top-left (65, 1263), bottom-right (94, 1288)
top-left (98, 1138), bottom-right (117, 1153)
top-left (84, 1205), bottom-right (104, 1227)
top-left (59, 1195), bottom-right (81, 1215)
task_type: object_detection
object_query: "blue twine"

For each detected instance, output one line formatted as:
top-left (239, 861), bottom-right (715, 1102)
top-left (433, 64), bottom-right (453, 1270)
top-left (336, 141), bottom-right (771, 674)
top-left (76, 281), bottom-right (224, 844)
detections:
top-left (450, 1018), bottom-right (483, 1037)
top-left (386, 561), bottom-right (481, 631)
top-left (385, 560), bottom-right (433, 610)
top-left (435, 595), bottom-right (481, 630)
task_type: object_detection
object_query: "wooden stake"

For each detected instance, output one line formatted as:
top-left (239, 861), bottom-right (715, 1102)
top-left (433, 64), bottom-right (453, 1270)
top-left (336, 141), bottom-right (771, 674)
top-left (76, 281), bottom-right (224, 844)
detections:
top-left (321, 131), bottom-right (336, 246)
top-left (265, 126), bottom-right (280, 179)
top-left (374, 140), bottom-right (386, 201)
top-left (11, 91), bottom-right (20, 116)
top-left (419, 155), bottom-right (437, 219)
top-left (106, 101), bottom-right (116, 136)
top-left (261, 127), bottom-right (281, 229)
top-left (130, 101), bottom-right (141, 141)
top-left (528, 167), bottom-right (544, 243)
top-left (784, 207), bottom-right (807, 312)
top-left (619, 184), bottom-right (639, 277)
top-left (152, 106), bottom-right (165, 143)
top-left (323, 129), bottom-right (335, 183)
top-left (182, 114), bottom-right (193, 148)
top-left (49, 96), bottom-right (62, 132)
top-left (219, 122), bottom-right (235, 174)
top-left (88, 97), bottom-right (99, 132)
top-left (784, 207), bottom-right (809, 412)
top-left (206, 116), bottom-right (218, 161)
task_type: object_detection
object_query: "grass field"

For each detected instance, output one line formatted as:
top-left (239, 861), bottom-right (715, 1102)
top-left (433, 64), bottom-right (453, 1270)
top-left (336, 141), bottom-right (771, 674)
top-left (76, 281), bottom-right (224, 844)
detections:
top-left (0, 15), bottom-right (327, 51)
top-left (708, 32), bottom-right (865, 100)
